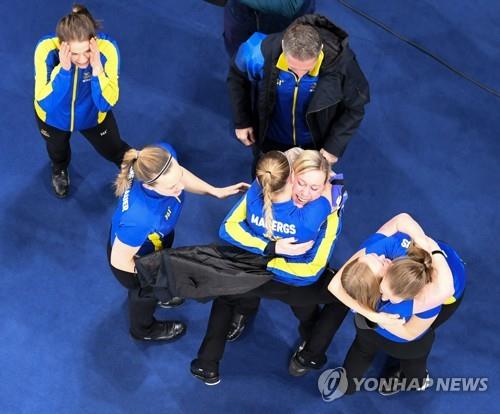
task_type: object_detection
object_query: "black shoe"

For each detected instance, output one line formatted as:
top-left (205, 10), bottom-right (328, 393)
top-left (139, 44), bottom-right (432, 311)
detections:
top-left (190, 359), bottom-right (220, 385)
top-left (378, 369), bottom-right (404, 396)
top-left (130, 320), bottom-right (186, 342)
top-left (158, 297), bottom-right (185, 309)
top-left (225, 312), bottom-right (247, 342)
top-left (51, 169), bottom-right (69, 198)
top-left (378, 370), bottom-right (430, 396)
top-left (288, 341), bottom-right (311, 377)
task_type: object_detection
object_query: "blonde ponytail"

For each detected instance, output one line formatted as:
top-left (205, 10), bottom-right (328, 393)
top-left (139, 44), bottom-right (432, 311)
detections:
top-left (261, 172), bottom-right (275, 239)
top-left (114, 145), bottom-right (173, 197)
top-left (255, 151), bottom-right (290, 240)
top-left (114, 149), bottom-right (139, 197)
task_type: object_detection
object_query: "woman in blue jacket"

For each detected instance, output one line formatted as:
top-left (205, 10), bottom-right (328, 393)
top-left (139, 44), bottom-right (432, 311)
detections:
top-left (329, 213), bottom-right (466, 395)
top-left (34, 4), bottom-right (130, 198)
top-left (109, 142), bottom-right (248, 342)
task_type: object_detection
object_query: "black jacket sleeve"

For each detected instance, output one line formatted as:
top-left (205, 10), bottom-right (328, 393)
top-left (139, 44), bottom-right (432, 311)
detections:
top-left (322, 58), bottom-right (370, 158)
top-left (227, 59), bottom-right (255, 129)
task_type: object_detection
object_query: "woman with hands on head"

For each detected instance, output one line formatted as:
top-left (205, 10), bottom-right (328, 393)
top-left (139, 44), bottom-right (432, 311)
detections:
top-left (328, 213), bottom-right (466, 396)
top-left (34, 4), bottom-right (130, 198)
top-left (109, 142), bottom-right (248, 342)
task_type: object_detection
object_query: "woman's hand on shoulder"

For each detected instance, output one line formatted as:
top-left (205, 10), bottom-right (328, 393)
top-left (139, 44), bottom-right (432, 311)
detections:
top-left (373, 312), bottom-right (405, 327)
top-left (212, 182), bottom-right (250, 199)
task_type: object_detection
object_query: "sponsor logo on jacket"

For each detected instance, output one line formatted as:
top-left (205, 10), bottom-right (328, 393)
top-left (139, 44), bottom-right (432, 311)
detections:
top-left (250, 214), bottom-right (296, 235)
top-left (164, 206), bottom-right (172, 220)
top-left (83, 71), bottom-right (92, 82)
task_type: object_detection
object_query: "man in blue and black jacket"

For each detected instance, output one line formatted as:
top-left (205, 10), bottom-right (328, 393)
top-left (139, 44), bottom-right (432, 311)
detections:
top-left (228, 14), bottom-right (370, 166)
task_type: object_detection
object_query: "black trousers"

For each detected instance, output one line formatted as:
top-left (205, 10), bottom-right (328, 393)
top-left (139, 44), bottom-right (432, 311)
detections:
top-left (343, 291), bottom-right (465, 395)
top-left (343, 325), bottom-right (435, 394)
top-left (235, 272), bottom-right (349, 369)
top-left (197, 295), bottom-right (321, 370)
top-left (35, 111), bottom-right (130, 172)
top-left (107, 231), bottom-right (175, 337)
top-left (296, 298), bottom-right (349, 368)
top-left (431, 292), bottom-right (464, 330)
top-left (381, 291), bottom-right (466, 375)
top-left (197, 270), bottom-right (341, 368)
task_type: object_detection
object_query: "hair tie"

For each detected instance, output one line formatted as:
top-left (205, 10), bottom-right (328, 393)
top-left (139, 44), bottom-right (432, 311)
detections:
top-left (135, 150), bottom-right (140, 160)
top-left (265, 170), bottom-right (272, 176)
top-left (127, 165), bottom-right (135, 181)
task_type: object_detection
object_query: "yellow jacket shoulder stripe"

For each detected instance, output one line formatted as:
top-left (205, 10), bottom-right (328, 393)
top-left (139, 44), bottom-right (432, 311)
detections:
top-left (267, 212), bottom-right (339, 279)
top-left (220, 195), bottom-right (268, 254)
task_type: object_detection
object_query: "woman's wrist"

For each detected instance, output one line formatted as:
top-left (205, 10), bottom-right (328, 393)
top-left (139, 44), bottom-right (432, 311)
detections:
top-left (208, 185), bottom-right (219, 197)
top-left (365, 310), bottom-right (380, 323)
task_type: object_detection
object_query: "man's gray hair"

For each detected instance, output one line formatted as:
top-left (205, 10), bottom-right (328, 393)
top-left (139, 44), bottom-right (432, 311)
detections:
top-left (282, 23), bottom-right (322, 60)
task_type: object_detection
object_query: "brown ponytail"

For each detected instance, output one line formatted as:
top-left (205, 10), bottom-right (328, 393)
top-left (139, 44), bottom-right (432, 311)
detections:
top-left (56, 4), bottom-right (101, 42)
top-left (114, 146), bottom-right (174, 197)
top-left (255, 151), bottom-right (290, 239)
top-left (341, 258), bottom-right (381, 311)
top-left (385, 241), bottom-right (434, 299)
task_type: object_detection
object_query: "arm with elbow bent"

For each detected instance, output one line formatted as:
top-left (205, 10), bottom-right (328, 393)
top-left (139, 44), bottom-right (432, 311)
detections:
top-left (376, 213), bottom-right (429, 249)
top-left (321, 59), bottom-right (369, 158)
top-left (266, 210), bottom-right (341, 281)
top-left (375, 214), bottom-right (454, 311)
top-left (34, 41), bottom-right (72, 112)
top-left (228, 33), bottom-right (266, 131)
top-left (219, 192), bottom-right (272, 256)
top-left (90, 38), bottom-right (120, 111)
top-left (321, 102), bottom-right (366, 159)
top-left (220, 195), bottom-right (313, 257)
top-left (220, 186), bottom-right (320, 258)
top-left (379, 314), bottom-right (438, 341)
top-left (110, 237), bottom-right (141, 273)
top-left (328, 250), bottom-right (404, 326)
top-left (413, 237), bottom-right (455, 312)
top-left (227, 52), bottom-right (255, 130)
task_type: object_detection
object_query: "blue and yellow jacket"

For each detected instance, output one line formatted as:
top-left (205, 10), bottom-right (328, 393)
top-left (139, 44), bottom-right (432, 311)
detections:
top-left (34, 33), bottom-right (120, 131)
top-left (219, 177), bottom-right (347, 286)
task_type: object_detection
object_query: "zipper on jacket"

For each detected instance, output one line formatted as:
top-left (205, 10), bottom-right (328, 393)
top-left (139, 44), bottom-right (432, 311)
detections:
top-left (291, 73), bottom-right (299, 146)
top-left (70, 67), bottom-right (78, 132)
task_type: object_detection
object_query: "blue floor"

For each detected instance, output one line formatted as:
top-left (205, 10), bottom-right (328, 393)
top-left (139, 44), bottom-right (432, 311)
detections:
top-left (1, 1), bottom-right (499, 412)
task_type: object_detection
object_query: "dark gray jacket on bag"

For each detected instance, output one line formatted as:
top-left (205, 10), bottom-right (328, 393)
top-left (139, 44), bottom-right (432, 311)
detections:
top-left (134, 245), bottom-right (273, 302)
